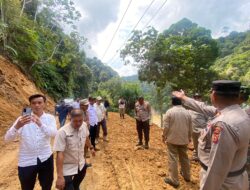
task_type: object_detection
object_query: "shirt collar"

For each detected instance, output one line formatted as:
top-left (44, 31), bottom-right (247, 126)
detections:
top-left (31, 112), bottom-right (45, 118)
top-left (69, 123), bottom-right (84, 132)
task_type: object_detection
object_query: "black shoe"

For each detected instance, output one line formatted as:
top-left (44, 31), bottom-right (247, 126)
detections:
top-left (144, 144), bottom-right (149, 149)
top-left (164, 178), bottom-right (179, 188)
top-left (191, 157), bottom-right (199, 162)
top-left (136, 142), bottom-right (143, 146)
top-left (86, 163), bottom-right (92, 168)
top-left (180, 171), bottom-right (191, 182)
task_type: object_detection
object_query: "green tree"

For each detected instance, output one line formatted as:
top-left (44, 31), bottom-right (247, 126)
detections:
top-left (121, 18), bottom-right (219, 94)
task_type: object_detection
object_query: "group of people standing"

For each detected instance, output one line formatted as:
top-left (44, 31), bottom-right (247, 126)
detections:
top-left (3, 80), bottom-right (250, 190)
top-left (162, 80), bottom-right (250, 190)
top-left (5, 95), bottom-right (108, 190)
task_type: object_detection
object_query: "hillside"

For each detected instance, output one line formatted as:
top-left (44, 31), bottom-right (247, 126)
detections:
top-left (0, 56), bottom-right (55, 141)
top-left (213, 31), bottom-right (250, 83)
top-left (121, 74), bottom-right (139, 82)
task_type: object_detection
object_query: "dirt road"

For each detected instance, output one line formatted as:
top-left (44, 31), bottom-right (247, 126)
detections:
top-left (0, 112), bottom-right (200, 190)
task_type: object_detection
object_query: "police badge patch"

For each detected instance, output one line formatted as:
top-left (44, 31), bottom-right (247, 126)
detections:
top-left (212, 126), bottom-right (223, 144)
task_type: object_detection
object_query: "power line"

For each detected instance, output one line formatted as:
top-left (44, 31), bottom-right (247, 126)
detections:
top-left (141, 0), bottom-right (168, 31)
top-left (101, 0), bottom-right (133, 60)
top-left (107, 0), bottom-right (156, 64)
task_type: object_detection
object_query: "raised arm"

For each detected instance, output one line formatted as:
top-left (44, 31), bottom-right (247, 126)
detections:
top-left (4, 116), bottom-right (31, 142)
top-left (36, 115), bottom-right (57, 137)
top-left (172, 90), bottom-right (216, 118)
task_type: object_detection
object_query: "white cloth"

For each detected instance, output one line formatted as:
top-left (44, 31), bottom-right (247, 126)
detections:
top-left (87, 104), bottom-right (98, 126)
top-left (72, 101), bottom-right (80, 109)
top-left (118, 99), bottom-right (126, 109)
top-left (4, 113), bottom-right (57, 167)
top-left (95, 103), bottom-right (106, 122)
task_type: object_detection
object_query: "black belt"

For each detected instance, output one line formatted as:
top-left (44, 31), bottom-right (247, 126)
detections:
top-left (200, 161), bottom-right (246, 177)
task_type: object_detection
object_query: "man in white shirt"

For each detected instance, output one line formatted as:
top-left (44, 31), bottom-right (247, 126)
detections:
top-left (87, 96), bottom-right (99, 150)
top-left (95, 96), bottom-right (108, 142)
top-left (54, 109), bottom-right (95, 190)
top-left (4, 94), bottom-right (57, 190)
top-left (72, 98), bottom-right (80, 109)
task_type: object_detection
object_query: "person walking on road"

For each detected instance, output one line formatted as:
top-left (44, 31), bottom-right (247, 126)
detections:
top-left (162, 96), bottom-right (192, 188)
top-left (80, 99), bottom-right (90, 127)
top-left (56, 100), bottom-right (71, 127)
top-left (173, 80), bottom-right (250, 190)
top-left (95, 96), bottom-right (108, 142)
top-left (104, 97), bottom-right (110, 119)
top-left (118, 97), bottom-right (126, 119)
top-left (5, 94), bottom-right (57, 190)
top-left (188, 93), bottom-right (208, 162)
top-left (54, 109), bottom-right (95, 190)
top-left (135, 96), bottom-right (151, 149)
top-left (87, 96), bottom-right (99, 151)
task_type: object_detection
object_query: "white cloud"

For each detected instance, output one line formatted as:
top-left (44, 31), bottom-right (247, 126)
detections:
top-left (73, 0), bottom-right (250, 76)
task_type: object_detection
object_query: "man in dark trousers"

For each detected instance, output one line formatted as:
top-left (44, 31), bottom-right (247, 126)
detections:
top-left (134, 96), bottom-right (151, 149)
top-left (5, 94), bottom-right (57, 190)
top-left (87, 96), bottom-right (99, 151)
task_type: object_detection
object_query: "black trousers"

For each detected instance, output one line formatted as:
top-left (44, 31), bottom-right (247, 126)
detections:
top-left (89, 125), bottom-right (97, 148)
top-left (64, 165), bottom-right (87, 190)
top-left (136, 120), bottom-right (150, 144)
top-left (18, 155), bottom-right (54, 190)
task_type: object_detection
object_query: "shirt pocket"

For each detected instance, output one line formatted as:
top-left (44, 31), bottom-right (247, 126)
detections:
top-left (66, 135), bottom-right (76, 150)
top-left (80, 134), bottom-right (87, 148)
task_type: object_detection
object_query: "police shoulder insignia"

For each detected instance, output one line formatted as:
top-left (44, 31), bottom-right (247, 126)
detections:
top-left (212, 125), bottom-right (223, 144)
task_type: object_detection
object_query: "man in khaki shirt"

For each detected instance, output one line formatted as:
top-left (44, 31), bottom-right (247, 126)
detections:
top-left (135, 96), bottom-right (151, 149)
top-left (173, 80), bottom-right (250, 190)
top-left (54, 109), bottom-right (95, 190)
top-left (162, 96), bottom-right (192, 188)
top-left (189, 93), bottom-right (208, 162)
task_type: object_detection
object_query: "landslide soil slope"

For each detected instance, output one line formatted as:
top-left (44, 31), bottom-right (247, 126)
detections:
top-left (0, 57), bottom-right (55, 189)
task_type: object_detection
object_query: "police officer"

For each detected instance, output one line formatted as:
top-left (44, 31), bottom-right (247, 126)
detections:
top-left (173, 80), bottom-right (250, 190)
top-left (188, 93), bottom-right (208, 162)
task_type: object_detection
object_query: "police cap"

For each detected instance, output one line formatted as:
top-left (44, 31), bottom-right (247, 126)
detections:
top-left (212, 80), bottom-right (241, 95)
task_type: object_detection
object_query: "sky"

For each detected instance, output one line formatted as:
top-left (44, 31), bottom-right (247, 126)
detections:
top-left (73, 0), bottom-right (250, 76)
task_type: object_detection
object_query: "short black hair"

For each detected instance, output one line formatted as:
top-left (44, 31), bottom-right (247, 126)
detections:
top-left (214, 92), bottom-right (239, 99)
top-left (70, 109), bottom-right (83, 118)
top-left (29, 94), bottom-right (46, 103)
top-left (172, 96), bottom-right (182, 105)
top-left (138, 96), bottom-right (144, 100)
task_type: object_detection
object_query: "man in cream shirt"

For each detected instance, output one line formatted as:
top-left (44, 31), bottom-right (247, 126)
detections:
top-left (54, 109), bottom-right (95, 190)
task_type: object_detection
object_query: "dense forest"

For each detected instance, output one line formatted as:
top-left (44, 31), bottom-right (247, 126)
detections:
top-left (0, 0), bottom-right (117, 100)
top-left (0, 1), bottom-right (249, 114)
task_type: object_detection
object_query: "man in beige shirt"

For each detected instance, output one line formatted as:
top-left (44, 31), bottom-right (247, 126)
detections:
top-left (189, 93), bottom-right (208, 162)
top-left (162, 96), bottom-right (192, 188)
top-left (135, 96), bottom-right (151, 149)
top-left (173, 80), bottom-right (250, 190)
top-left (54, 109), bottom-right (95, 190)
